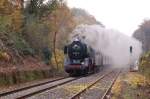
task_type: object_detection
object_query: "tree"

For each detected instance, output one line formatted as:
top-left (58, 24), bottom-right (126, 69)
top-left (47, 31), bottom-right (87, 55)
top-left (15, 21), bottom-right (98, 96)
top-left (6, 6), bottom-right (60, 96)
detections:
top-left (0, 0), bottom-right (13, 15)
top-left (24, 0), bottom-right (58, 18)
top-left (133, 19), bottom-right (150, 52)
top-left (43, 2), bottom-right (75, 69)
top-left (140, 20), bottom-right (150, 34)
top-left (0, 0), bottom-right (23, 33)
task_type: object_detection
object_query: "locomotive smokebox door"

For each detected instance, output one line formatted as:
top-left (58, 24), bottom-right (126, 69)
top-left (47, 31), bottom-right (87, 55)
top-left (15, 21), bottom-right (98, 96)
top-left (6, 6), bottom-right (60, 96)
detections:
top-left (64, 46), bottom-right (68, 54)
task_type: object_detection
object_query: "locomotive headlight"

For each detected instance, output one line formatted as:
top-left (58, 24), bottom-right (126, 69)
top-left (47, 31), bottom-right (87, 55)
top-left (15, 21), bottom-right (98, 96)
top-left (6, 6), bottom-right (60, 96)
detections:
top-left (81, 62), bottom-right (85, 65)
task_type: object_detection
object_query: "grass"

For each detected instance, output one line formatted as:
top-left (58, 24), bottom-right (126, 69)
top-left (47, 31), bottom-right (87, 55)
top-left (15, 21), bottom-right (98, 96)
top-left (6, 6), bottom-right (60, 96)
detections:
top-left (0, 69), bottom-right (57, 86)
top-left (139, 51), bottom-right (150, 81)
top-left (111, 72), bottom-right (150, 99)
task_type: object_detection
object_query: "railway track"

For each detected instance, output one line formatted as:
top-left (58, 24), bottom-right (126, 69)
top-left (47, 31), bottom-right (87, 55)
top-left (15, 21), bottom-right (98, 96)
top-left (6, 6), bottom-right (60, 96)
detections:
top-left (101, 70), bottom-right (121, 99)
top-left (0, 77), bottom-right (80, 99)
top-left (0, 67), bottom-right (119, 99)
top-left (25, 68), bottom-right (116, 99)
top-left (71, 69), bottom-right (121, 99)
top-left (0, 77), bottom-right (67, 96)
top-left (18, 71), bottom-right (106, 99)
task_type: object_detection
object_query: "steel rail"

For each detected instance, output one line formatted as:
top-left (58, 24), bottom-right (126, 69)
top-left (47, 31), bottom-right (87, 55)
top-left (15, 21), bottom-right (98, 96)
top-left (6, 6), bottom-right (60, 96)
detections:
top-left (101, 70), bottom-right (121, 99)
top-left (70, 70), bottom-right (114, 99)
top-left (16, 77), bottom-right (81, 99)
top-left (0, 77), bottom-right (68, 97)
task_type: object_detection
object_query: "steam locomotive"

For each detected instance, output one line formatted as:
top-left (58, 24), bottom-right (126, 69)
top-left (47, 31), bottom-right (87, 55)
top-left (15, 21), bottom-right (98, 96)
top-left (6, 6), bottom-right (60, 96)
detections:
top-left (64, 38), bottom-right (103, 76)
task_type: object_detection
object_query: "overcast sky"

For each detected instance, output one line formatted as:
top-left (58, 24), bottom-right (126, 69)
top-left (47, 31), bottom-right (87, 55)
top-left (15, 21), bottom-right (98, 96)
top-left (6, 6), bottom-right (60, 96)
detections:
top-left (67, 0), bottom-right (150, 36)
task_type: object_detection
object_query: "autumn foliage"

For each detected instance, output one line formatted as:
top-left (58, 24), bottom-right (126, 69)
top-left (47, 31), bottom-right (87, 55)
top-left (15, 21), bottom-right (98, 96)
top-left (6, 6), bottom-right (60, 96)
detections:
top-left (0, 0), bottom-right (23, 33)
top-left (139, 51), bottom-right (150, 80)
top-left (0, 0), bottom-right (76, 68)
top-left (0, 0), bottom-right (102, 72)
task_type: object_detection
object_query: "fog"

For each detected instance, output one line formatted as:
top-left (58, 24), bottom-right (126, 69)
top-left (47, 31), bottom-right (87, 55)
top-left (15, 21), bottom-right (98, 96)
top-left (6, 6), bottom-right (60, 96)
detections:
top-left (70, 24), bottom-right (142, 68)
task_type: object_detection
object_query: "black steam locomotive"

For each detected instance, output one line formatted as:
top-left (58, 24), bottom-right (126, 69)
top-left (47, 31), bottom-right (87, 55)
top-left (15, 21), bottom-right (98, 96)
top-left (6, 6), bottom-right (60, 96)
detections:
top-left (64, 39), bottom-right (99, 76)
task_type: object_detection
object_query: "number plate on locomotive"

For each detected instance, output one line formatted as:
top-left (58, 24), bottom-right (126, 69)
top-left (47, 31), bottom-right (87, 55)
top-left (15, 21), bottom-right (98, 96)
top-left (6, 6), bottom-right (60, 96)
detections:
top-left (73, 60), bottom-right (80, 64)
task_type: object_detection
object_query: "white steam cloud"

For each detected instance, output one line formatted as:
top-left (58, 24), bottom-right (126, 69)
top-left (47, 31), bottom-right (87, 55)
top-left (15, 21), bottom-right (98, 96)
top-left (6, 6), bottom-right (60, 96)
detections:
top-left (70, 24), bottom-right (142, 68)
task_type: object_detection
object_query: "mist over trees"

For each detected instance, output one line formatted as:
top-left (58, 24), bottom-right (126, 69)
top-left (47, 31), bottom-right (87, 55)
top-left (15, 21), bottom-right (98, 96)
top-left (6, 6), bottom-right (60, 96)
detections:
top-left (133, 20), bottom-right (150, 53)
top-left (71, 8), bottom-right (104, 27)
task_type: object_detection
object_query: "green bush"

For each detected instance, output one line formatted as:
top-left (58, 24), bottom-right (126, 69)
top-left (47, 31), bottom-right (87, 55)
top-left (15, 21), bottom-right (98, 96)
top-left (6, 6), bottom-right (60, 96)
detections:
top-left (11, 33), bottom-right (35, 56)
top-left (51, 49), bottom-right (64, 71)
top-left (0, 16), bottom-right (12, 33)
top-left (139, 51), bottom-right (150, 80)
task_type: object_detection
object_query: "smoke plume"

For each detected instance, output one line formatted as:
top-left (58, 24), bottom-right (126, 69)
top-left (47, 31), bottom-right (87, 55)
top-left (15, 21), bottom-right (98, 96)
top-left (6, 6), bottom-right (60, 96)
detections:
top-left (70, 24), bottom-right (142, 68)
